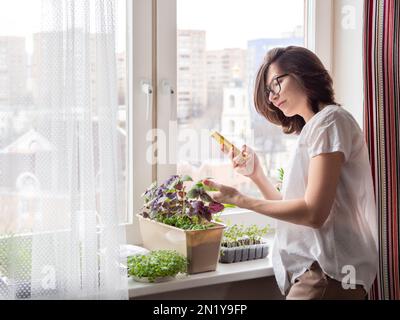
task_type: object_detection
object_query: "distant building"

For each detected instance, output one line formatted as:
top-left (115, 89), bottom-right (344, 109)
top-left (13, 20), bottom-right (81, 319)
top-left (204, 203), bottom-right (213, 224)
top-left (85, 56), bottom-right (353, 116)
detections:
top-left (1, 129), bottom-right (53, 154)
top-left (0, 129), bottom-right (53, 191)
top-left (177, 30), bottom-right (207, 123)
top-left (32, 32), bottom-right (125, 115)
top-left (32, 32), bottom-right (90, 110)
top-left (220, 79), bottom-right (251, 148)
top-left (206, 48), bottom-right (247, 127)
top-left (0, 37), bottom-right (28, 106)
top-left (0, 122), bottom-right (127, 233)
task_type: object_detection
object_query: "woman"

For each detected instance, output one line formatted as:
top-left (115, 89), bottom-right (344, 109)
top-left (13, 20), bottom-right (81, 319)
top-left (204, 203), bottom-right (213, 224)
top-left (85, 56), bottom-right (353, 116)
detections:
top-left (203, 46), bottom-right (378, 300)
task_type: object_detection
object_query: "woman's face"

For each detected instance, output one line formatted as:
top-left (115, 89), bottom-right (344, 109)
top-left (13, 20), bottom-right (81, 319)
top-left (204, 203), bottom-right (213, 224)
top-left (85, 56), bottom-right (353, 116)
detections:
top-left (265, 63), bottom-right (310, 118)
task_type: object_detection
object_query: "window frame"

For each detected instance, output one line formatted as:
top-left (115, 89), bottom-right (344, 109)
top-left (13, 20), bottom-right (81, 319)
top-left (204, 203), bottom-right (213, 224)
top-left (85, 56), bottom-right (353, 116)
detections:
top-left (125, 0), bottom-right (155, 245)
top-left (126, 0), bottom-right (334, 244)
top-left (305, 0), bottom-right (333, 72)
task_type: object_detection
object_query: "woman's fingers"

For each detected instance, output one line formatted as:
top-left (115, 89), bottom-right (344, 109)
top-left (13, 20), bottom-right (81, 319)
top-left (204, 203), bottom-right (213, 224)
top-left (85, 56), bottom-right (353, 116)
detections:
top-left (223, 144), bottom-right (256, 171)
top-left (211, 192), bottom-right (223, 203)
top-left (220, 144), bottom-right (225, 154)
top-left (227, 148), bottom-right (241, 168)
top-left (235, 151), bottom-right (251, 166)
top-left (203, 179), bottom-right (222, 191)
top-left (242, 146), bottom-right (249, 158)
top-left (227, 147), bottom-right (235, 160)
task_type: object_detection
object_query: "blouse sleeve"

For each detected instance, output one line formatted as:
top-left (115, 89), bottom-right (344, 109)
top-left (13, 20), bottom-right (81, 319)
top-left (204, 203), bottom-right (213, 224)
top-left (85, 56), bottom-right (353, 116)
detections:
top-left (307, 111), bottom-right (353, 162)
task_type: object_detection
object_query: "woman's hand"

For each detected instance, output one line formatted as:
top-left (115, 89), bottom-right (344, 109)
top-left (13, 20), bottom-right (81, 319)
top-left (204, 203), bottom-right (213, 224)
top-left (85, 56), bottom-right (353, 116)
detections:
top-left (203, 179), bottom-right (243, 207)
top-left (224, 144), bottom-right (264, 180)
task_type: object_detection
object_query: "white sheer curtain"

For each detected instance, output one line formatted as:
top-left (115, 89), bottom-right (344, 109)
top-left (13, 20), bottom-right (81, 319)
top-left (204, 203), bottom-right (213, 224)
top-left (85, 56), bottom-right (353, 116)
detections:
top-left (0, 0), bottom-right (128, 299)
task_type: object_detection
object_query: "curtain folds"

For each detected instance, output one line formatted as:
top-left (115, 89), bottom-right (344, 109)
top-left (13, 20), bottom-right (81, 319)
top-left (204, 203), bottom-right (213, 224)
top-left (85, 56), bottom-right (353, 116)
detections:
top-left (363, 0), bottom-right (400, 300)
top-left (0, 0), bottom-right (127, 300)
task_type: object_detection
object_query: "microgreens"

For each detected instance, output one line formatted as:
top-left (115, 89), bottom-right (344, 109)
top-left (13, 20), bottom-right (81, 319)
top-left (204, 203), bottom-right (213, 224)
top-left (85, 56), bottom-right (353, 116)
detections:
top-left (127, 250), bottom-right (187, 282)
top-left (221, 223), bottom-right (270, 248)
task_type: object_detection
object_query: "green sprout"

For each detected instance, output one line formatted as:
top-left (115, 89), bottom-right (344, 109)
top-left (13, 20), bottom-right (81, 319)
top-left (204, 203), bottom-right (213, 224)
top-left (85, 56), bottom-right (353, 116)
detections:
top-left (276, 167), bottom-right (285, 192)
top-left (221, 223), bottom-right (270, 248)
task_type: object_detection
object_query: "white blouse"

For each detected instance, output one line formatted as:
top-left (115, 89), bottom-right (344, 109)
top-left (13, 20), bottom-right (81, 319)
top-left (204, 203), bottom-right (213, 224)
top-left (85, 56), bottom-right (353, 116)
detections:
top-left (271, 104), bottom-right (379, 295)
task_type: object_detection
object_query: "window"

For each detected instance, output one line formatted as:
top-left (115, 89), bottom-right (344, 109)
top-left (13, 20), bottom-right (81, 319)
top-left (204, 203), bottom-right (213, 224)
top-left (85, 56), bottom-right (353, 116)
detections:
top-left (176, 0), bottom-right (305, 199)
top-left (229, 120), bottom-right (236, 134)
top-left (229, 95), bottom-right (235, 108)
top-left (0, 0), bottom-right (129, 235)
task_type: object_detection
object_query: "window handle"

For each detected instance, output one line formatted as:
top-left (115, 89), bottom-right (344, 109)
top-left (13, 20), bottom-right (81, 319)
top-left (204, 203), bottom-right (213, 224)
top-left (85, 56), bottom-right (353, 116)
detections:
top-left (141, 80), bottom-right (153, 121)
top-left (161, 80), bottom-right (175, 95)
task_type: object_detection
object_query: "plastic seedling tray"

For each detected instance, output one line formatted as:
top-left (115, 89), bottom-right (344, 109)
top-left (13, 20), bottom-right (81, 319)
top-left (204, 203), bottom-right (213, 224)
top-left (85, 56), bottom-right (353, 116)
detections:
top-left (219, 242), bottom-right (269, 263)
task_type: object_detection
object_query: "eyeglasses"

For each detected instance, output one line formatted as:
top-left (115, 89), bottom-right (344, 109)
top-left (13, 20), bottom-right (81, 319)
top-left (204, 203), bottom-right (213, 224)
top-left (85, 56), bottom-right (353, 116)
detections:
top-left (265, 74), bottom-right (289, 98)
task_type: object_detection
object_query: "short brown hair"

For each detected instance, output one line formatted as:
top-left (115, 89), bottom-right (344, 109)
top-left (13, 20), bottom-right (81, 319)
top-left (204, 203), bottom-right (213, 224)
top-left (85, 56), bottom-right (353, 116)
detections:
top-left (254, 46), bottom-right (339, 134)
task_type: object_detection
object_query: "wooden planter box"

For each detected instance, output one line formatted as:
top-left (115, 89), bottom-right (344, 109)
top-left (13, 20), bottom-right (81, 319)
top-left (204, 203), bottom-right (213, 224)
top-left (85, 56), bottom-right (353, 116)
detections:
top-left (219, 243), bottom-right (269, 263)
top-left (136, 214), bottom-right (225, 274)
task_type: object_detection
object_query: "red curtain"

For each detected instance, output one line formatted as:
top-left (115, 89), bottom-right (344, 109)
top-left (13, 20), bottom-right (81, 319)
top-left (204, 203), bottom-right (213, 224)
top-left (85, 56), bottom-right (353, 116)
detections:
top-left (363, 0), bottom-right (400, 300)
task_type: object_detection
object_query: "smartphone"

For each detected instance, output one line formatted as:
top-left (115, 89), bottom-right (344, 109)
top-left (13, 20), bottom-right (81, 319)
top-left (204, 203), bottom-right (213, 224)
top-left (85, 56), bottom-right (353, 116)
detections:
top-left (210, 131), bottom-right (249, 165)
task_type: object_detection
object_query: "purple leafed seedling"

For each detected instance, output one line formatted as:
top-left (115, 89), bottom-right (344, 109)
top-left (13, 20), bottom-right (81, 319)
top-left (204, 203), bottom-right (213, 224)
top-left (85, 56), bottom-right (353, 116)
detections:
top-left (140, 175), bottom-right (233, 230)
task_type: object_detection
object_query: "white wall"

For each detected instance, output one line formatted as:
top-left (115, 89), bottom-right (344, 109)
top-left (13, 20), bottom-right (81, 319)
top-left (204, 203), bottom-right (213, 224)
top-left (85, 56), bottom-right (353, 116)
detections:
top-left (332, 0), bottom-right (364, 128)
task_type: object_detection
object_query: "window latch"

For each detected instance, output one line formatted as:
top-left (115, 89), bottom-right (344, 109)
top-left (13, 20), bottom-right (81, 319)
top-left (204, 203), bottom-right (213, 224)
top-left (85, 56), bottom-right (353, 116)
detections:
top-left (161, 80), bottom-right (175, 95)
top-left (140, 80), bottom-right (153, 120)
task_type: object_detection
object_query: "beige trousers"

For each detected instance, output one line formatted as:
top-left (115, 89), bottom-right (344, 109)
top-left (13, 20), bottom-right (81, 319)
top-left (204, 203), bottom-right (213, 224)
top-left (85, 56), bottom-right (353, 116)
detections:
top-left (286, 262), bottom-right (367, 300)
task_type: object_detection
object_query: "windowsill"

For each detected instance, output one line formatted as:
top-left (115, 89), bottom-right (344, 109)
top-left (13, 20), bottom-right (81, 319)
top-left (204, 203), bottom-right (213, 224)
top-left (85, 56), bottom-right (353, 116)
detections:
top-left (129, 234), bottom-right (275, 299)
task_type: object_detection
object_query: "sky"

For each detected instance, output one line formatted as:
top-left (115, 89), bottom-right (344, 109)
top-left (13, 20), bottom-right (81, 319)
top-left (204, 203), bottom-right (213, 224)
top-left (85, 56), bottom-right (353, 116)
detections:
top-left (177, 0), bottom-right (304, 50)
top-left (0, 0), bottom-right (41, 36)
top-left (0, 0), bottom-right (304, 52)
top-left (0, 0), bottom-right (126, 53)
